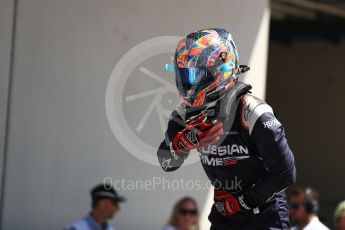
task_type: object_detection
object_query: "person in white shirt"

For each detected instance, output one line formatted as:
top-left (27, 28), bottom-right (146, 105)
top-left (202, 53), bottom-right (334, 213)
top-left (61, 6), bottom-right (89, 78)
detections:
top-left (334, 200), bottom-right (345, 230)
top-left (289, 187), bottom-right (329, 230)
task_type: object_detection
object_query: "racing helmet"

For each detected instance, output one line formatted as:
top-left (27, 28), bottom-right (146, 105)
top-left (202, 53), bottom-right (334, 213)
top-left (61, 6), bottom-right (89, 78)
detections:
top-left (166, 28), bottom-right (249, 107)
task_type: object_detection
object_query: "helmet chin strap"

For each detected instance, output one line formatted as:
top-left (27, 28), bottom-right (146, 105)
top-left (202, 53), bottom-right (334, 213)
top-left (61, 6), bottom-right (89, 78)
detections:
top-left (185, 103), bottom-right (217, 123)
top-left (204, 100), bottom-right (218, 108)
top-left (184, 89), bottom-right (227, 123)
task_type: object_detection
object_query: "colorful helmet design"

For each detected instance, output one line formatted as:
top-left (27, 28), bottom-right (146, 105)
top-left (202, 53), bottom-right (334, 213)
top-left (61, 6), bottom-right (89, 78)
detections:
top-left (166, 28), bottom-right (249, 107)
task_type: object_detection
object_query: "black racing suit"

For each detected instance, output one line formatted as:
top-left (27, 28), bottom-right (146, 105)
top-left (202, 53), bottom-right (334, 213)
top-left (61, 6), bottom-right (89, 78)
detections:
top-left (157, 82), bottom-right (296, 230)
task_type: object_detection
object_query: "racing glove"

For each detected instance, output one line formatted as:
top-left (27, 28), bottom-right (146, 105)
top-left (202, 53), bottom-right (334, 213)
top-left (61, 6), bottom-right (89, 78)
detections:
top-left (171, 114), bottom-right (223, 159)
top-left (214, 189), bottom-right (253, 217)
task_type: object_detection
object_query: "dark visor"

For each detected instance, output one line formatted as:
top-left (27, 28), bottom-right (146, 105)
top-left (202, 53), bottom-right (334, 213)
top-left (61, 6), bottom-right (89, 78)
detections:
top-left (176, 67), bottom-right (216, 97)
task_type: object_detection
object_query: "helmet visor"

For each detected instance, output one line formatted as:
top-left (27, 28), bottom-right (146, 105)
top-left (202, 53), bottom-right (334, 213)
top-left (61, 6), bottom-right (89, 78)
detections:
top-left (175, 67), bottom-right (216, 99)
top-left (174, 61), bottom-right (235, 102)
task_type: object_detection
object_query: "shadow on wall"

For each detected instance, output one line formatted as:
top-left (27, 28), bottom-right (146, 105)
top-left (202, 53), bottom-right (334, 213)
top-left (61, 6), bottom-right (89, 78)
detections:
top-left (266, 39), bottom-right (345, 228)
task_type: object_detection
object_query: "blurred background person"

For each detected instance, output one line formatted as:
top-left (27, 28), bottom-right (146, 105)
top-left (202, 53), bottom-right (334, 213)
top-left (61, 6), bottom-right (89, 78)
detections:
top-left (334, 200), bottom-right (345, 230)
top-left (289, 187), bottom-right (328, 230)
top-left (64, 183), bottom-right (125, 230)
top-left (163, 197), bottom-right (199, 230)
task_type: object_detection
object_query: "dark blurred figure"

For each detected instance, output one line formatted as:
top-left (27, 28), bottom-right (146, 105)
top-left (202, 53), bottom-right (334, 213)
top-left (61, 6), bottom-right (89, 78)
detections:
top-left (64, 183), bottom-right (125, 230)
top-left (334, 200), bottom-right (345, 230)
top-left (163, 197), bottom-right (199, 230)
top-left (289, 187), bottom-right (328, 230)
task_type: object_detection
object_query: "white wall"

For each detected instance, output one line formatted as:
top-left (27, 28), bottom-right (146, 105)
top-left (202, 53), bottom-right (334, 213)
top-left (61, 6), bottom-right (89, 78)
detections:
top-left (0, 0), bottom-right (269, 229)
top-left (0, 0), bottom-right (15, 203)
